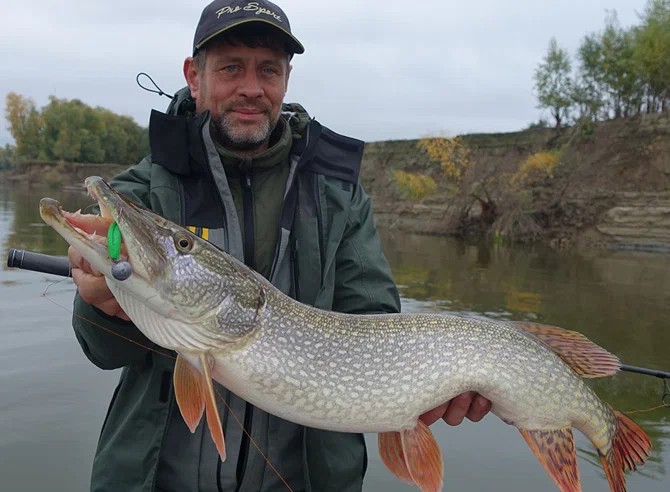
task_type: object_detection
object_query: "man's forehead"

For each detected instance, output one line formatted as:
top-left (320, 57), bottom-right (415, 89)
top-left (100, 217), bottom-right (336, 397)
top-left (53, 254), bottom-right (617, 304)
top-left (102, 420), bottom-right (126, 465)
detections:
top-left (206, 42), bottom-right (289, 62)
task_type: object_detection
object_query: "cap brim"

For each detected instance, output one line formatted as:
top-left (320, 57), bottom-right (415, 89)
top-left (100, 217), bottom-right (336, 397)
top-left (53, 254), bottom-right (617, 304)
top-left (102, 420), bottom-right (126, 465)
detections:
top-left (194, 18), bottom-right (304, 55)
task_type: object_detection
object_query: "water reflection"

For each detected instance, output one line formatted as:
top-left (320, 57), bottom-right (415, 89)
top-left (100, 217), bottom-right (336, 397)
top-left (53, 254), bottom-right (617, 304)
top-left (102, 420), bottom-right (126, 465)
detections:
top-left (1, 183), bottom-right (92, 258)
top-left (0, 183), bottom-right (667, 490)
top-left (379, 227), bottom-right (670, 485)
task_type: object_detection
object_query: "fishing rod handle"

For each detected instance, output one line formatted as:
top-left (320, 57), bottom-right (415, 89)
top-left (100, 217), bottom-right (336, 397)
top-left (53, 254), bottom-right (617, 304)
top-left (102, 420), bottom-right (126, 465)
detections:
top-left (6, 249), bottom-right (72, 278)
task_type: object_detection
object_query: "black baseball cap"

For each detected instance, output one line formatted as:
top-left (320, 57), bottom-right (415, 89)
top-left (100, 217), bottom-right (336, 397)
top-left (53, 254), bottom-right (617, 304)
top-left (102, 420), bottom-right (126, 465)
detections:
top-left (193, 0), bottom-right (305, 55)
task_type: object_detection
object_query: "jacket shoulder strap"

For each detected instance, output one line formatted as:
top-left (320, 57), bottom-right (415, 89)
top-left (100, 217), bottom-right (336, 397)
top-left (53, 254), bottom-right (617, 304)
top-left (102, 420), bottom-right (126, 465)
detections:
top-left (294, 120), bottom-right (364, 184)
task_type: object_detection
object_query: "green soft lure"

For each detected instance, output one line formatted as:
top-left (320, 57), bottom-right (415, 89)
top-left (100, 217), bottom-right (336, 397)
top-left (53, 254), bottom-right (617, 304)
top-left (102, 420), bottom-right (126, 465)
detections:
top-left (107, 221), bottom-right (132, 281)
top-left (107, 221), bottom-right (122, 261)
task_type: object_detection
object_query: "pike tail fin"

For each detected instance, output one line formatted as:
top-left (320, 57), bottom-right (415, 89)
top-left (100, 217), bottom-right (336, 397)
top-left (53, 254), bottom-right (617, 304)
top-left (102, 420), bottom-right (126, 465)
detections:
top-left (598, 411), bottom-right (652, 492)
top-left (173, 354), bottom-right (226, 461)
top-left (378, 420), bottom-right (443, 492)
top-left (519, 427), bottom-right (581, 492)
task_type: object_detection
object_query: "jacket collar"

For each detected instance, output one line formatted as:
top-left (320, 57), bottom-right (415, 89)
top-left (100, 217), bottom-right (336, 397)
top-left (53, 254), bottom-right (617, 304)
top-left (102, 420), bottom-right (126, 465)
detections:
top-left (213, 118), bottom-right (292, 175)
top-left (149, 109), bottom-right (210, 176)
top-left (149, 109), bottom-right (293, 177)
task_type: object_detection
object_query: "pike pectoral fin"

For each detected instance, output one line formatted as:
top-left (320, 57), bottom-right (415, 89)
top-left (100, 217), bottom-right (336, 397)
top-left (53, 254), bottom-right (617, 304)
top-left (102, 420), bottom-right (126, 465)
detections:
top-left (173, 355), bottom-right (226, 461)
top-left (200, 354), bottom-right (226, 462)
top-left (519, 427), bottom-right (581, 492)
top-left (379, 421), bottom-right (443, 492)
top-left (174, 356), bottom-right (205, 433)
top-left (514, 322), bottom-right (620, 378)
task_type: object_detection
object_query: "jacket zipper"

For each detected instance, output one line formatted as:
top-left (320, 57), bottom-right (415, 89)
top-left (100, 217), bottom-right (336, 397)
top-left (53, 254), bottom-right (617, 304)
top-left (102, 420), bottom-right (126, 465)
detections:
top-left (151, 179), bottom-right (189, 491)
top-left (241, 173), bottom-right (255, 270)
top-left (236, 172), bottom-right (255, 489)
top-left (151, 377), bottom-right (175, 491)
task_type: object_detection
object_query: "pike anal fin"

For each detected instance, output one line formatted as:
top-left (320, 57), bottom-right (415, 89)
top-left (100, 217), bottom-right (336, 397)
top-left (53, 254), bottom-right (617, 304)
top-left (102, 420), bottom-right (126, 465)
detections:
top-left (173, 354), bottom-right (226, 462)
top-left (519, 427), bottom-right (581, 492)
top-left (379, 420), bottom-right (443, 492)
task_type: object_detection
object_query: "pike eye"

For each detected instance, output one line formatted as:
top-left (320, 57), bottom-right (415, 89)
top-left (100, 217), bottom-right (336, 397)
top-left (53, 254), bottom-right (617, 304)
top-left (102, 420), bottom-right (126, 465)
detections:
top-left (175, 233), bottom-right (194, 253)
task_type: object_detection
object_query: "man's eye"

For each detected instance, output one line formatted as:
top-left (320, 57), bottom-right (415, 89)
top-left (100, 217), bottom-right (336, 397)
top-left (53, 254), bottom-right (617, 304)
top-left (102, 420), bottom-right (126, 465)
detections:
top-left (221, 65), bottom-right (239, 73)
top-left (261, 66), bottom-right (279, 75)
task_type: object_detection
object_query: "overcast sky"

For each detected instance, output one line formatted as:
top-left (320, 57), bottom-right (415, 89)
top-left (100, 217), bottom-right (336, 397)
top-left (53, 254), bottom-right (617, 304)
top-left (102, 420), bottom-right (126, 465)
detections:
top-left (1, 0), bottom-right (650, 147)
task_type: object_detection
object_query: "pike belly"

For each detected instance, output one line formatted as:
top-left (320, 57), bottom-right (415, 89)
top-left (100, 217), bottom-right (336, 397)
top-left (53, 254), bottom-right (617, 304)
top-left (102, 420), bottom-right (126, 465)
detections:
top-left (182, 305), bottom-right (608, 436)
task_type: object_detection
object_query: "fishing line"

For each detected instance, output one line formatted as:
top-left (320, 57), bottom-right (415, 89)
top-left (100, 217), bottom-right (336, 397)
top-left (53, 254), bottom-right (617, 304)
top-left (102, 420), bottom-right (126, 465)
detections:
top-left (620, 374), bottom-right (670, 414)
top-left (42, 287), bottom-right (175, 360)
top-left (624, 404), bottom-right (668, 415)
top-left (41, 286), bottom-right (294, 491)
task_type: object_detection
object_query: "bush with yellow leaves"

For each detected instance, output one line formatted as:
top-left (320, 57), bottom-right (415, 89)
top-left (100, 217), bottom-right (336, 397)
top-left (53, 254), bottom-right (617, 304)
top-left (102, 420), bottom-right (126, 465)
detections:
top-left (392, 170), bottom-right (437, 199)
top-left (512, 150), bottom-right (561, 187)
top-left (416, 136), bottom-right (473, 180)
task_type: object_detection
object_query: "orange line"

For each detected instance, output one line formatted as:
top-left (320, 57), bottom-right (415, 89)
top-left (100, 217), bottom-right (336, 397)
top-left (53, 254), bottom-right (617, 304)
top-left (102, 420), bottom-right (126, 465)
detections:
top-left (42, 282), bottom-right (293, 491)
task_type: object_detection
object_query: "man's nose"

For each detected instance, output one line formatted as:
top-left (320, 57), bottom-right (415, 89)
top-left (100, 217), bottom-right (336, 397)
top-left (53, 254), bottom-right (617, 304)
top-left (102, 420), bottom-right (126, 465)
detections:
top-left (237, 69), bottom-right (263, 98)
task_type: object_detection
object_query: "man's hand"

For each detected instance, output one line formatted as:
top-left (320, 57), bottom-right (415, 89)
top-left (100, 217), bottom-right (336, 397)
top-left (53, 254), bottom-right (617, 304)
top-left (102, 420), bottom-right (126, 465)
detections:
top-left (68, 245), bottom-right (130, 321)
top-left (419, 392), bottom-right (491, 426)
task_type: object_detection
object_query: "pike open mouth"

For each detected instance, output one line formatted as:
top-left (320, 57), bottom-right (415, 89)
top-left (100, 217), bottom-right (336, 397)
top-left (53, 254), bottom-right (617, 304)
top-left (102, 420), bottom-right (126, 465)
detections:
top-left (39, 197), bottom-right (128, 263)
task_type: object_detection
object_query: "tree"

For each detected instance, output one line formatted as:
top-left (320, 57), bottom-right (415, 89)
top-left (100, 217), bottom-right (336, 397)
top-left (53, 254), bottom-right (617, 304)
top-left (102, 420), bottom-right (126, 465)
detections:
top-left (4, 92), bottom-right (43, 159)
top-left (632, 0), bottom-right (670, 112)
top-left (573, 12), bottom-right (648, 120)
top-left (598, 12), bottom-right (643, 118)
top-left (575, 34), bottom-right (608, 120)
top-left (534, 38), bottom-right (574, 129)
top-left (0, 144), bottom-right (17, 169)
top-left (5, 92), bottom-right (150, 164)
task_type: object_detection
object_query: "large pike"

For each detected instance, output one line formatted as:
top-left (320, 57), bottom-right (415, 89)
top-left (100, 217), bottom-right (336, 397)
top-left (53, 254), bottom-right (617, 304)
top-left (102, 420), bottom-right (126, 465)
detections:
top-left (40, 177), bottom-right (651, 492)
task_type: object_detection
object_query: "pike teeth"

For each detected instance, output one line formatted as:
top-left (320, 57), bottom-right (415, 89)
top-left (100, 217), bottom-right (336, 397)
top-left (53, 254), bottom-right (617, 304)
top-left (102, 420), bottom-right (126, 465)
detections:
top-left (100, 201), bottom-right (113, 219)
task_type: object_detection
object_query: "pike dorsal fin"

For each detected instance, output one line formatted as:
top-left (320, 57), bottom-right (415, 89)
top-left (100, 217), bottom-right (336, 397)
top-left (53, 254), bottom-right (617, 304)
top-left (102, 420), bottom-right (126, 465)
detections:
top-left (513, 321), bottom-right (620, 378)
top-left (173, 354), bottom-right (226, 461)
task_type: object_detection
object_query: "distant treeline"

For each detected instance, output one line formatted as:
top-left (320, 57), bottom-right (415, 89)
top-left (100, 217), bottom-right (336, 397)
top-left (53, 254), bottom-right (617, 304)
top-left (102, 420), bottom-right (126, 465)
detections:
top-left (534, 0), bottom-right (669, 128)
top-left (2, 92), bottom-right (149, 169)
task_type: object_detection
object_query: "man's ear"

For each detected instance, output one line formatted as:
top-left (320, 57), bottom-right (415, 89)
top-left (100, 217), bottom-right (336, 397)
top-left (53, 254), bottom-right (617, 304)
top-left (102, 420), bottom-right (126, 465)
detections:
top-left (285, 63), bottom-right (292, 91)
top-left (184, 57), bottom-right (201, 100)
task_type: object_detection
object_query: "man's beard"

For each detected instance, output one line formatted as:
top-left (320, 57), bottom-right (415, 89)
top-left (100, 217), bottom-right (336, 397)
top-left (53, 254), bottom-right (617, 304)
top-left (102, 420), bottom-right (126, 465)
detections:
top-left (213, 111), bottom-right (275, 152)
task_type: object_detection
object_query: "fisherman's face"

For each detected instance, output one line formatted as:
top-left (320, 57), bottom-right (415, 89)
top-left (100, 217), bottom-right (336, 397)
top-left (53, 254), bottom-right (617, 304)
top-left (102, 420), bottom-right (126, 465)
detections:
top-left (185, 41), bottom-right (291, 155)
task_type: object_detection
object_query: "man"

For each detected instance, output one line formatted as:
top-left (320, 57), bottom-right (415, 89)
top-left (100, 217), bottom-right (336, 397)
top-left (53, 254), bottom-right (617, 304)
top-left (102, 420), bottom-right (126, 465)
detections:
top-left (68, 1), bottom-right (491, 490)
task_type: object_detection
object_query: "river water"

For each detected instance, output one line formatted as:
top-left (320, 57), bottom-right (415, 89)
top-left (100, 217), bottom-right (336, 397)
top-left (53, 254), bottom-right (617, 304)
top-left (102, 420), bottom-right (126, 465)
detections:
top-left (0, 182), bottom-right (668, 491)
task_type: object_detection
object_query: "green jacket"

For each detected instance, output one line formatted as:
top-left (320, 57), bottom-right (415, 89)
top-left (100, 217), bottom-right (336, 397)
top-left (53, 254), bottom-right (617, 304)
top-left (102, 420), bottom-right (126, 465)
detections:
top-left (72, 97), bottom-right (400, 491)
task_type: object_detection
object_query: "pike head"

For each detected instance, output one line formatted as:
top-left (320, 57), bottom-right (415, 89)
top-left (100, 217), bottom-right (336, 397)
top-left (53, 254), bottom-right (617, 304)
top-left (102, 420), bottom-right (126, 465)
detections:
top-left (39, 176), bottom-right (266, 352)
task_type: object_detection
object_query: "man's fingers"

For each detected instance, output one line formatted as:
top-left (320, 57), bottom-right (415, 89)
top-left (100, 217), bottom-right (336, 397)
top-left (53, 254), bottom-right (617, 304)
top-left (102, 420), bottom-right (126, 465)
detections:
top-left (72, 269), bottom-right (113, 305)
top-left (441, 392), bottom-right (492, 426)
top-left (420, 392), bottom-right (493, 428)
top-left (466, 394), bottom-right (492, 423)
top-left (68, 247), bottom-right (98, 276)
top-left (68, 246), bottom-right (86, 271)
top-left (419, 403), bottom-right (448, 426)
top-left (442, 392), bottom-right (475, 426)
top-left (72, 269), bottom-right (130, 320)
top-left (95, 298), bottom-right (131, 320)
